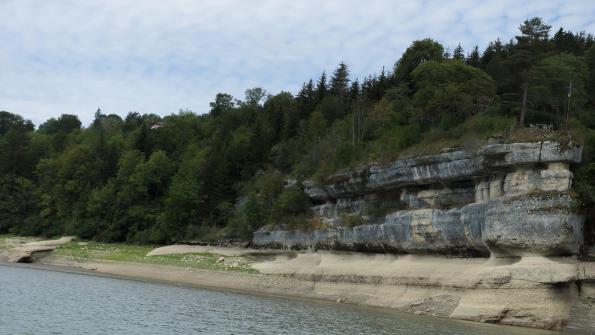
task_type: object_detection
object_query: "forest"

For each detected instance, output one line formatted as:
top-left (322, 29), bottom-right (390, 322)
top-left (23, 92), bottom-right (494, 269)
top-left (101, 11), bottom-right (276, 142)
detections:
top-left (1, 17), bottom-right (595, 244)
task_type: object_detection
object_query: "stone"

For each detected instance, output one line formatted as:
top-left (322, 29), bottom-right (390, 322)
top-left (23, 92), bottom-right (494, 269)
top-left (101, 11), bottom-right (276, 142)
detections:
top-left (3, 236), bottom-right (75, 263)
top-left (483, 192), bottom-right (583, 257)
top-left (255, 141), bottom-right (586, 259)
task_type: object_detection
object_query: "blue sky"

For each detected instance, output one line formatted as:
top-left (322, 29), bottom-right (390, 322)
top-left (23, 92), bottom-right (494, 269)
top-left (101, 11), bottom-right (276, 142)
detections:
top-left (1, 0), bottom-right (594, 126)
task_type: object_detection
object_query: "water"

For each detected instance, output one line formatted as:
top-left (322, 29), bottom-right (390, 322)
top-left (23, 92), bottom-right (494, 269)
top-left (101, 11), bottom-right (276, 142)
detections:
top-left (0, 264), bottom-right (567, 335)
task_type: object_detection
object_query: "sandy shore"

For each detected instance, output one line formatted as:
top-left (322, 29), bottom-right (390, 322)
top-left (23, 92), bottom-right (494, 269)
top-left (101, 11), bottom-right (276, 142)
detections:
top-left (1, 239), bottom-right (593, 332)
top-left (18, 250), bottom-right (589, 332)
top-left (37, 256), bottom-right (317, 298)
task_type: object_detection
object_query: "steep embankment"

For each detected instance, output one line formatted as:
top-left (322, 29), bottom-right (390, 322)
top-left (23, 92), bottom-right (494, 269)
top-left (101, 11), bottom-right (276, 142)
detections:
top-left (250, 141), bottom-right (595, 331)
top-left (1, 236), bottom-right (594, 331)
top-left (2, 141), bottom-right (594, 331)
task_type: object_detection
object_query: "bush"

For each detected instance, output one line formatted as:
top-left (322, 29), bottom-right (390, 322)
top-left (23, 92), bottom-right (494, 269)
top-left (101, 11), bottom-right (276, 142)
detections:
top-left (270, 184), bottom-right (311, 225)
top-left (340, 213), bottom-right (365, 228)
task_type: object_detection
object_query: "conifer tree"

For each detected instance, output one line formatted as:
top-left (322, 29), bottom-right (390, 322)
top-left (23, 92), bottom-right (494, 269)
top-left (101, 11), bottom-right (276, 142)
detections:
top-left (453, 43), bottom-right (465, 60)
top-left (467, 46), bottom-right (481, 67)
top-left (315, 72), bottom-right (328, 102)
top-left (330, 62), bottom-right (350, 98)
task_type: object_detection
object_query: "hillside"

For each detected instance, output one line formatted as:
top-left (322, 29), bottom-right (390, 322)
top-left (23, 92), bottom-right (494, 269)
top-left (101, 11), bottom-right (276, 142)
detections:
top-left (1, 17), bottom-right (594, 247)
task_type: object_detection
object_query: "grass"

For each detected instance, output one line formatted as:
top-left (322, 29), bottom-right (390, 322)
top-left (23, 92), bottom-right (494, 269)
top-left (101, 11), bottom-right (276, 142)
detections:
top-left (0, 235), bottom-right (258, 273)
top-left (54, 241), bottom-right (258, 273)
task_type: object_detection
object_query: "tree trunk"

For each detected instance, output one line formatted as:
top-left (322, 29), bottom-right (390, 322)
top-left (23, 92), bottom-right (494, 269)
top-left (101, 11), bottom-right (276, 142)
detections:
top-left (351, 113), bottom-right (355, 146)
top-left (520, 81), bottom-right (528, 127)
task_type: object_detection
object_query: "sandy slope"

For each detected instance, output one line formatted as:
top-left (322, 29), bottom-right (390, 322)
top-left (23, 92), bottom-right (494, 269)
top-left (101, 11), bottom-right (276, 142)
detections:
top-left (146, 244), bottom-right (288, 257)
top-left (3, 238), bottom-right (591, 332)
top-left (34, 248), bottom-right (595, 331)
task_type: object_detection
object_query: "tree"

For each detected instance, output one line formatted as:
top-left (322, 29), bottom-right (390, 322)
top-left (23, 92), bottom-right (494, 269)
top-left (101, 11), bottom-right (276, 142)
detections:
top-left (330, 62), bottom-right (350, 98)
top-left (517, 17), bottom-right (551, 45)
top-left (261, 92), bottom-right (296, 142)
top-left (453, 43), bottom-right (465, 60)
top-left (270, 184), bottom-right (311, 225)
top-left (209, 93), bottom-right (235, 117)
top-left (159, 145), bottom-right (207, 242)
top-left (0, 111), bottom-right (34, 136)
top-left (315, 95), bottom-right (346, 124)
top-left (39, 114), bottom-right (81, 134)
top-left (38, 114), bottom-right (82, 153)
top-left (506, 17), bottom-right (552, 127)
top-left (349, 99), bottom-right (369, 146)
top-left (349, 79), bottom-right (361, 101)
top-left (480, 39), bottom-right (507, 69)
top-left (584, 45), bottom-right (595, 105)
top-left (467, 46), bottom-right (480, 67)
top-left (0, 124), bottom-right (34, 176)
top-left (394, 39), bottom-right (445, 84)
top-left (304, 110), bottom-right (327, 144)
top-left (0, 175), bottom-right (37, 233)
top-left (528, 53), bottom-right (587, 126)
top-left (296, 80), bottom-right (316, 118)
top-left (244, 87), bottom-right (267, 106)
top-left (411, 60), bottom-right (497, 128)
top-left (2, 17), bottom-right (595, 244)
top-left (315, 72), bottom-right (328, 102)
top-left (129, 150), bottom-right (175, 203)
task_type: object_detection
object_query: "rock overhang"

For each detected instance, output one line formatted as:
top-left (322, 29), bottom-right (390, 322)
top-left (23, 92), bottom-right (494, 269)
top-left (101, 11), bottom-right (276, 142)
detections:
top-left (255, 141), bottom-right (585, 258)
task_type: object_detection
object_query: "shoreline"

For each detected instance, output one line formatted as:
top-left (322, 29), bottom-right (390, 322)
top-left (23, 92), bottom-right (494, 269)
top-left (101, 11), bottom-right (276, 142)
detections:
top-left (0, 260), bottom-right (403, 316)
top-left (4, 252), bottom-right (595, 331)
top-left (0, 258), bottom-right (568, 335)
top-left (1, 239), bottom-right (593, 332)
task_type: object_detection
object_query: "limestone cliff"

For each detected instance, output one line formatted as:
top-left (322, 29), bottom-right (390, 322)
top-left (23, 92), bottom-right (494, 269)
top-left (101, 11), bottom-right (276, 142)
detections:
top-left (251, 141), bottom-right (595, 331)
top-left (253, 141), bottom-right (587, 258)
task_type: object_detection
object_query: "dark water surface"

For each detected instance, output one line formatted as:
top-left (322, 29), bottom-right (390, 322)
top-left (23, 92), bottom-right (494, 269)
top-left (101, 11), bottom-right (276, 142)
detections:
top-left (0, 264), bottom-right (568, 335)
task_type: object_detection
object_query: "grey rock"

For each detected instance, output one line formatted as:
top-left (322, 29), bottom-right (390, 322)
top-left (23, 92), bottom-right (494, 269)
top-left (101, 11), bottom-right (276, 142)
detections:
top-left (256, 141), bottom-right (585, 258)
top-left (483, 192), bottom-right (583, 257)
top-left (304, 141), bottom-right (582, 200)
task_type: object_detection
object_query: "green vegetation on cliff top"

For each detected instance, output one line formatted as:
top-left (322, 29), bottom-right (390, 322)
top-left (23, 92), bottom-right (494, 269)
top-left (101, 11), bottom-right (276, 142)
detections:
top-left (0, 17), bottom-right (594, 245)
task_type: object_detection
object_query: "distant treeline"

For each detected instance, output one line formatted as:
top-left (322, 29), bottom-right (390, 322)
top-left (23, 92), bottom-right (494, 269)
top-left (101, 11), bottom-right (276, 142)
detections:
top-left (1, 17), bottom-right (594, 243)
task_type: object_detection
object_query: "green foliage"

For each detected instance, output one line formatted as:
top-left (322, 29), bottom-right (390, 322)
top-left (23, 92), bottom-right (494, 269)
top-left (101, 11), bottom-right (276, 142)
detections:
top-left (340, 213), bottom-right (365, 228)
top-left (270, 184), bottom-right (311, 225)
top-left (53, 241), bottom-right (257, 273)
top-left (0, 175), bottom-right (38, 234)
top-left (1, 17), bottom-right (594, 245)
top-left (158, 145), bottom-right (207, 242)
top-left (528, 53), bottom-right (587, 123)
top-left (394, 38), bottom-right (445, 83)
top-left (411, 60), bottom-right (497, 129)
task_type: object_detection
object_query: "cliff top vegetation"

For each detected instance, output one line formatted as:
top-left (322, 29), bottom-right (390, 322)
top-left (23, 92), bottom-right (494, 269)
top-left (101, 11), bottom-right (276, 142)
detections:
top-left (1, 17), bottom-right (595, 243)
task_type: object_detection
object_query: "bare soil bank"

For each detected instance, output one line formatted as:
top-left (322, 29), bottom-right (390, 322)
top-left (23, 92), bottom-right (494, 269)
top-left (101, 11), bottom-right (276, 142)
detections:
top-left (26, 250), bottom-right (594, 332)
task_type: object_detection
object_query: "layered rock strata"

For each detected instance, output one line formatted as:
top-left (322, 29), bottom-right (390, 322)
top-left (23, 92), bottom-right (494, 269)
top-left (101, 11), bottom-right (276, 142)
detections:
top-left (1, 236), bottom-right (74, 263)
top-left (253, 141), bottom-right (585, 258)
top-left (250, 141), bottom-right (594, 330)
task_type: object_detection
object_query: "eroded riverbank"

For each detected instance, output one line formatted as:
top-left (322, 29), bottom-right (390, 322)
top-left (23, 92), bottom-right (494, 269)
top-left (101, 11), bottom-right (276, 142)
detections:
top-left (1, 236), bottom-right (593, 333)
top-left (3, 264), bottom-right (573, 335)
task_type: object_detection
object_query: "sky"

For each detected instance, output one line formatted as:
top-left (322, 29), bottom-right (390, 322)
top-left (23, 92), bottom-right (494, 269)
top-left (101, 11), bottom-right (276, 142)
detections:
top-left (1, 0), bottom-right (595, 126)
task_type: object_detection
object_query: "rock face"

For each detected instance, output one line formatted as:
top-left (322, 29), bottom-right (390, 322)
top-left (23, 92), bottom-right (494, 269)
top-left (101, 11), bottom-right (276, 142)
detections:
top-left (250, 141), bottom-right (594, 330)
top-left (2, 236), bottom-right (74, 263)
top-left (484, 192), bottom-right (583, 257)
top-left (253, 141), bottom-right (586, 258)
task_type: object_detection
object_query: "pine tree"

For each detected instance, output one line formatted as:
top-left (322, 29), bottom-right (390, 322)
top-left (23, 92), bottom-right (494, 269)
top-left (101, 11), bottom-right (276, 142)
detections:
top-left (330, 62), bottom-right (350, 98)
top-left (315, 72), bottom-right (328, 102)
top-left (453, 43), bottom-right (465, 60)
top-left (467, 46), bottom-right (480, 67)
top-left (296, 80), bottom-right (316, 118)
top-left (349, 79), bottom-right (360, 101)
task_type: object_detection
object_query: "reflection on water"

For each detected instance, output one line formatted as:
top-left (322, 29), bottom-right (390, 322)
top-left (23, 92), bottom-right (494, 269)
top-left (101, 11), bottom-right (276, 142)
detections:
top-left (0, 265), bottom-right (567, 335)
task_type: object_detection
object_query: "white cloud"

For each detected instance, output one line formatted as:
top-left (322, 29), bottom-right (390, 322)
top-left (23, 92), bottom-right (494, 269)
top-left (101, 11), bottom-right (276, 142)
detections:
top-left (0, 0), bottom-right (594, 125)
